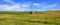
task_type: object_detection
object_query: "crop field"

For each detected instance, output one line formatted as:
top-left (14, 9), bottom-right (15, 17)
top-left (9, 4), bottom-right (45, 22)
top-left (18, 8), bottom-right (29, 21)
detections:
top-left (0, 11), bottom-right (60, 25)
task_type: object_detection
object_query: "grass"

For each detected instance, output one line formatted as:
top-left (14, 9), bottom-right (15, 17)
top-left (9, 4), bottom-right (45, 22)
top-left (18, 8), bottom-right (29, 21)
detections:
top-left (0, 11), bottom-right (60, 25)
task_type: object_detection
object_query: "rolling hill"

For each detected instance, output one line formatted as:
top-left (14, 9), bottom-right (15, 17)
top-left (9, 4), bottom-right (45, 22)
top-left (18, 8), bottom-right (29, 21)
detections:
top-left (0, 10), bottom-right (60, 25)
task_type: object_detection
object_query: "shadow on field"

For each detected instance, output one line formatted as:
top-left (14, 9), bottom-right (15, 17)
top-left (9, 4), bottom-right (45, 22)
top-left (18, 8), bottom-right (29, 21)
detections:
top-left (0, 18), bottom-right (60, 25)
top-left (27, 20), bottom-right (52, 24)
top-left (0, 18), bottom-right (6, 20)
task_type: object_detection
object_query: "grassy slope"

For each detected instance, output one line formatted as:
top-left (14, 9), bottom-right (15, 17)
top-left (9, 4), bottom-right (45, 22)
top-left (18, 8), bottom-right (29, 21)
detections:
top-left (0, 11), bottom-right (60, 25)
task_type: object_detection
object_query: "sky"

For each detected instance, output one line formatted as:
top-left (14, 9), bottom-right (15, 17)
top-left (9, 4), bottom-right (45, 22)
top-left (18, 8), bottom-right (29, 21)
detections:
top-left (0, 0), bottom-right (60, 11)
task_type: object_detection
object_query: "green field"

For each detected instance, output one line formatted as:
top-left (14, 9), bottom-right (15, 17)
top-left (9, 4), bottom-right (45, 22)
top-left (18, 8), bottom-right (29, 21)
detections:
top-left (0, 11), bottom-right (60, 25)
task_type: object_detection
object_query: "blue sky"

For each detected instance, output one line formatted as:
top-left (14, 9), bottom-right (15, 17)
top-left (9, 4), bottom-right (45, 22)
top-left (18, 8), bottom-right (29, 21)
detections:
top-left (0, 0), bottom-right (60, 11)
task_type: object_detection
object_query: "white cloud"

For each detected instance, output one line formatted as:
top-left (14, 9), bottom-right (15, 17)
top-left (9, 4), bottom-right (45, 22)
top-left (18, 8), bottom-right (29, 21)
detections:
top-left (0, 0), bottom-right (31, 11)
top-left (0, 3), bottom-right (30, 11)
top-left (22, 4), bottom-right (30, 8)
top-left (42, 3), bottom-right (56, 9)
top-left (0, 4), bottom-right (20, 11)
top-left (33, 3), bottom-right (40, 6)
top-left (0, 0), bottom-right (58, 11)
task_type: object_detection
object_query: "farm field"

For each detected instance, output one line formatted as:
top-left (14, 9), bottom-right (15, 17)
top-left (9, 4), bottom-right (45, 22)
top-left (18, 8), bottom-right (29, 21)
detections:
top-left (0, 11), bottom-right (60, 25)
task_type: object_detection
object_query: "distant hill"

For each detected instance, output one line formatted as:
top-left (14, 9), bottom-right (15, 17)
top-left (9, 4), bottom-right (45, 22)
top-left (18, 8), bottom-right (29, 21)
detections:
top-left (46, 10), bottom-right (60, 17)
top-left (0, 10), bottom-right (60, 15)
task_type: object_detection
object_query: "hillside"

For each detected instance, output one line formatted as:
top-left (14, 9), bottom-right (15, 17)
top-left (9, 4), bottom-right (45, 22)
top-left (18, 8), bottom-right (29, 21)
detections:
top-left (0, 10), bottom-right (60, 25)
